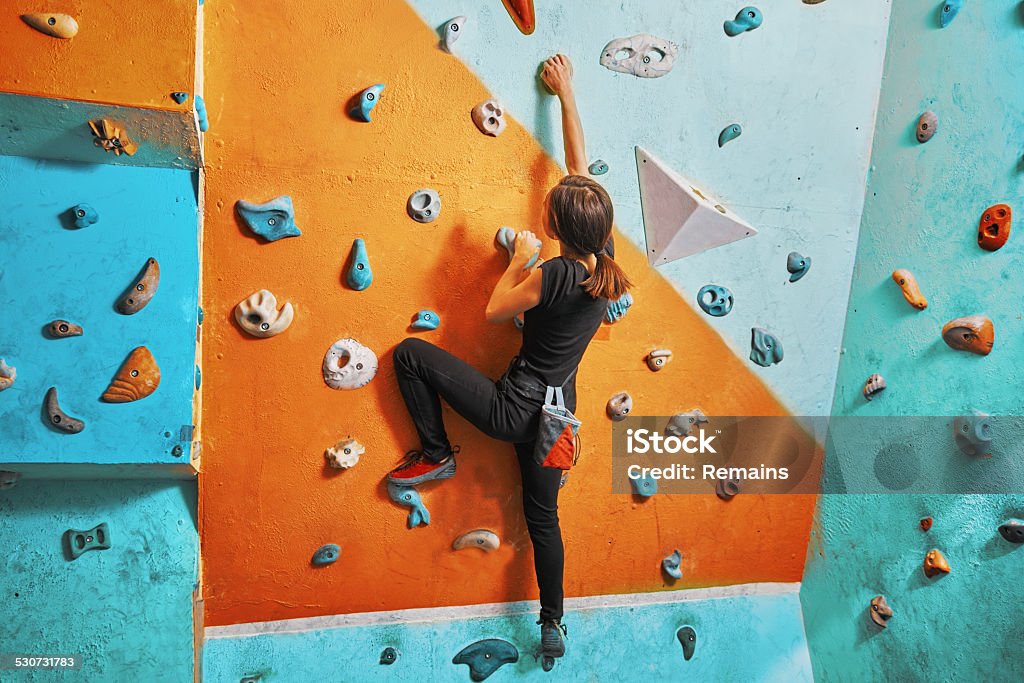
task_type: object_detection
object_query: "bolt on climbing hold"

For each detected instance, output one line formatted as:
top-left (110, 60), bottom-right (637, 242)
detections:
top-left (718, 124), bottom-right (742, 147)
top-left (344, 238), bottom-right (373, 291)
top-left (891, 269), bottom-right (927, 310)
top-left (235, 290), bottom-right (294, 338)
top-left (605, 292), bottom-right (633, 324)
top-left (978, 203), bottom-right (1011, 251)
top-left (600, 34), bottom-right (679, 78)
top-left (452, 639), bottom-right (519, 681)
top-left (923, 549), bottom-right (950, 578)
top-left (920, 517), bottom-right (933, 531)
top-left (170, 91), bottom-right (189, 105)
top-left (939, 0), bottom-right (963, 28)
top-left (697, 284), bottom-right (733, 317)
top-left (750, 328), bottom-right (783, 367)
top-left (666, 409), bottom-right (708, 438)
top-left (472, 99), bottom-right (507, 137)
top-left (606, 392), bottom-right (633, 421)
top-left (441, 16), bottom-right (467, 52)
top-left (787, 252), bottom-right (811, 282)
top-left (69, 204), bottom-right (98, 229)
top-left (236, 196), bottom-right (301, 241)
top-left (350, 84), bottom-right (385, 123)
top-left (676, 626), bottom-right (697, 661)
top-left (632, 471), bottom-right (657, 497)
top-left (44, 387), bottom-right (84, 434)
top-left (21, 13), bottom-right (78, 38)
top-left (868, 595), bottom-right (893, 628)
top-left (407, 189), bottom-right (442, 223)
top-left (863, 373), bottom-right (886, 401)
top-left (998, 520), bottom-right (1024, 544)
top-left (387, 481), bottom-right (430, 528)
top-left (662, 549), bottom-right (683, 580)
top-left (323, 338), bottom-right (378, 390)
top-left (411, 310), bottom-right (440, 331)
top-left (0, 360), bottom-right (16, 391)
top-left (953, 410), bottom-right (992, 456)
top-left (589, 160), bottom-right (609, 175)
top-left (500, 0), bottom-right (536, 34)
top-left (65, 523), bottom-right (110, 559)
top-left (101, 346), bottom-right (160, 403)
top-left (716, 477), bottom-right (741, 500)
top-left (325, 438), bottom-right (364, 469)
top-left (916, 111), bottom-right (938, 143)
top-left (115, 257), bottom-right (160, 315)
top-left (724, 6), bottom-right (763, 36)
top-left (194, 95), bottom-right (209, 132)
top-left (495, 227), bottom-right (541, 270)
top-left (453, 529), bottom-right (501, 552)
top-left (380, 647), bottom-right (400, 665)
top-left (942, 315), bottom-right (994, 356)
top-left (646, 349), bottom-right (673, 372)
top-left (0, 471), bottom-right (21, 490)
top-left (46, 320), bottom-right (83, 339)
top-left (88, 119), bottom-right (138, 156)
top-left (311, 543), bottom-right (341, 566)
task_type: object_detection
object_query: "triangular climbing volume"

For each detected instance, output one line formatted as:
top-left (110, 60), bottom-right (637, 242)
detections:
top-left (500, 0), bottom-right (536, 35)
top-left (635, 146), bottom-right (757, 266)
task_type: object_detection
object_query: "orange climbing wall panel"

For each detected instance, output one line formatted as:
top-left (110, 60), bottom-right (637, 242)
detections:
top-left (200, 0), bottom-right (816, 627)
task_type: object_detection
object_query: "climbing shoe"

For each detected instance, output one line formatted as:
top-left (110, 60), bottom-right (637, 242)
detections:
top-left (538, 619), bottom-right (567, 658)
top-left (387, 448), bottom-right (457, 486)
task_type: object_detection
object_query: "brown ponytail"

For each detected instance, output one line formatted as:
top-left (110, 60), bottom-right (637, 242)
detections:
top-left (546, 175), bottom-right (633, 300)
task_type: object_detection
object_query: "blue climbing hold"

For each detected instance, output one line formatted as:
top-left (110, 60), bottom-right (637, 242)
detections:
top-left (750, 327), bottom-right (783, 367)
top-left (939, 0), bottom-right (963, 28)
top-left (588, 160), bottom-right (609, 175)
top-left (236, 196), bottom-right (301, 241)
top-left (380, 647), bottom-right (400, 665)
top-left (605, 292), bottom-right (634, 324)
top-left (195, 365), bottom-right (201, 390)
top-left (662, 549), bottom-right (683, 580)
top-left (70, 203), bottom-right (98, 229)
top-left (346, 238), bottom-right (373, 290)
top-left (631, 471), bottom-right (658, 497)
top-left (170, 91), bottom-right (189, 104)
top-left (411, 310), bottom-right (440, 331)
top-left (311, 543), bottom-right (341, 566)
top-left (787, 252), bottom-right (811, 282)
top-left (697, 285), bottom-right (733, 317)
top-left (387, 481), bottom-right (430, 528)
top-left (194, 94), bottom-right (209, 132)
top-left (724, 6), bottom-right (762, 36)
top-left (351, 84), bottom-right (385, 122)
top-left (452, 639), bottom-right (519, 682)
top-left (495, 226), bottom-right (540, 270)
top-left (65, 523), bottom-right (111, 560)
top-left (198, 307), bottom-right (204, 325)
top-left (718, 123), bottom-right (742, 147)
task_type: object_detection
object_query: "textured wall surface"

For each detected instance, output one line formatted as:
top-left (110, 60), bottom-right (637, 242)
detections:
top-left (0, 479), bottom-right (198, 681)
top-left (802, 1), bottom-right (1024, 680)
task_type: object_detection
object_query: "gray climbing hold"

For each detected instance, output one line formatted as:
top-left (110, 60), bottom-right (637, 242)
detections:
top-left (662, 549), bottom-right (682, 579)
top-left (452, 639), bottom-right (519, 681)
top-left (236, 196), bottom-right (301, 241)
top-left (998, 520), bottom-right (1024, 544)
top-left (697, 285), bottom-right (733, 317)
top-left (588, 160), bottom-right (609, 175)
top-left (665, 409), bottom-right (708, 438)
top-left (66, 522), bottom-right (110, 559)
top-left (311, 543), bottom-right (340, 566)
top-left (750, 328), bottom-right (783, 367)
top-left (606, 392), bottom-right (633, 421)
top-left (44, 387), bottom-right (85, 434)
top-left (718, 124), bottom-right (742, 147)
top-left (646, 348), bottom-right (673, 372)
top-left (676, 626), bottom-right (696, 661)
top-left (787, 252), bottom-right (811, 282)
top-left (495, 226), bottom-right (541, 270)
top-left (916, 111), bottom-right (938, 143)
top-left (70, 203), bottom-right (98, 229)
top-left (863, 373), bottom-right (886, 401)
top-left (441, 16), bottom-right (467, 52)
top-left (716, 477), bottom-right (740, 500)
top-left (380, 646), bottom-right (400, 665)
top-left (953, 410), bottom-right (992, 457)
top-left (453, 529), bottom-right (500, 552)
top-left (387, 481), bottom-right (430, 528)
top-left (408, 189), bottom-right (442, 223)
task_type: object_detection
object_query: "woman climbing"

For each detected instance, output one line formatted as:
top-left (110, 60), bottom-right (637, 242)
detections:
top-left (387, 53), bottom-right (632, 662)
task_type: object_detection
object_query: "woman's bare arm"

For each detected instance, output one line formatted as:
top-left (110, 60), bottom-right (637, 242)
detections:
top-left (541, 54), bottom-right (588, 177)
top-left (486, 231), bottom-right (543, 322)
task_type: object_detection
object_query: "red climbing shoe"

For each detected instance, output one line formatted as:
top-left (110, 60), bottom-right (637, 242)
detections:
top-left (387, 449), bottom-right (457, 486)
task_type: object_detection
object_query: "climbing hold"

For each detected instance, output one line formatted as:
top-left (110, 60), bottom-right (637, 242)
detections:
top-left (676, 626), bottom-right (696, 661)
top-left (441, 16), bottom-right (467, 52)
top-left (411, 310), bottom-right (441, 331)
top-left (942, 315), bottom-right (994, 355)
top-left (407, 189), bottom-right (442, 223)
top-left (101, 346), bottom-right (160, 403)
top-left (631, 471), bottom-right (657, 497)
top-left (787, 252), bottom-right (811, 282)
top-left (869, 596), bottom-right (893, 628)
top-left (646, 349), bottom-right (673, 372)
top-left (234, 290), bottom-right (294, 338)
top-left (380, 647), bottom-right (400, 665)
top-left (600, 34), bottom-right (678, 78)
top-left (495, 227), bottom-right (541, 270)
top-left (88, 119), bottom-right (138, 156)
top-left (351, 84), bottom-right (385, 123)
top-left (500, 0), bottom-right (535, 34)
top-left (978, 203), bottom-right (1011, 252)
top-left (453, 529), bottom-right (501, 552)
top-left (589, 160), bottom-right (609, 175)
top-left (323, 338), bottom-right (378, 390)
top-left (44, 387), bottom-right (84, 433)
top-left (311, 543), bottom-right (341, 566)
top-left (387, 481), bottom-right (430, 528)
top-left (724, 7), bottom-right (763, 36)
top-left (325, 438), bottom-right (364, 469)
top-left (662, 549), bottom-right (683, 580)
top-left (665, 409), bottom-right (708, 438)
top-left (236, 196), bottom-right (301, 241)
top-left (923, 548), bottom-right (950, 578)
top-left (718, 124), bottom-right (742, 147)
top-left (452, 639), bottom-right (519, 681)
top-left (891, 269), bottom-right (927, 310)
top-left (750, 328), bottom-right (783, 367)
top-left (65, 523), bottom-right (110, 560)
top-left (344, 238), bottom-right (373, 291)
top-left (863, 373), bottom-right (886, 401)
top-left (916, 111), bottom-right (938, 143)
top-left (0, 471), bottom-right (20, 490)
top-left (920, 517), bottom-right (933, 531)
top-left (46, 320), bottom-right (83, 339)
top-left (939, 0), bottom-right (963, 28)
top-left (716, 477), bottom-right (741, 500)
top-left (170, 91), bottom-right (189, 105)
top-left (115, 257), bottom-right (160, 315)
top-left (0, 360), bottom-right (15, 391)
top-left (21, 13), bottom-right (78, 38)
top-left (606, 392), bottom-right (633, 421)
top-left (998, 520), bottom-right (1024, 544)
top-left (697, 284), bottom-right (733, 317)
top-left (195, 365), bottom-right (201, 390)
top-left (194, 95), bottom-right (209, 132)
top-left (471, 99), bottom-right (507, 137)
top-left (605, 292), bottom-right (633, 324)
top-left (953, 410), bottom-right (992, 456)
top-left (70, 204), bottom-right (98, 229)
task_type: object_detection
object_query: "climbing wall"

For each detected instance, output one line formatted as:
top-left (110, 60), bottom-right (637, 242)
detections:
top-left (801, 2), bottom-right (1024, 680)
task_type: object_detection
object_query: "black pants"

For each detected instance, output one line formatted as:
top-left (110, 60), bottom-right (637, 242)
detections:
top-left (393, 337), bottom-right (569, 622)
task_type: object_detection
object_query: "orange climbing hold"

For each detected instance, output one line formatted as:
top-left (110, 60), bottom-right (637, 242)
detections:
top-left (101, 346), bottom-right (161, 403)
top-left (501, 0), bottom-right (536, 35)
top-left (923, 548), bottom-right (950, 578)
top-left (978, 203), bottom-right (1011, 252)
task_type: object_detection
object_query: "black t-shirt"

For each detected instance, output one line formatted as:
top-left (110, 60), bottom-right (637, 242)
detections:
top-left (520, 256), bottom-right (608, 387)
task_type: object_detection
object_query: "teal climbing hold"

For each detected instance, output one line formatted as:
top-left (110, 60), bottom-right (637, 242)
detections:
top-left (495, 226), bottom-right (540, 270)
top-left (194, 94), bottom-right (209, 131)
top-left (346, 238), bottom-right (373, 290)
top-left (662, 549), bottom-right (683, 579)
top-left (697, 285), bottom-right (733, 317)
top-left (411, 310), bottom-right (440, 330)
top-left (170, 91), bottom-right (189, 104)
top-left (750, 327), bottom-right (783, 367)
top-left (380, 647), bottom-right (400, 665)
top-left (70, 203), bottom-right (98, 229)
top-left (65, 523), bottom-right (111, 560)
top-left (605, 292), bottom-right (633, 324)
top-left (387, 481), bottom-right (430, 528)
top-left (787, 252), bottom-right (811, 282)
top-left (351, 84), bottom-right (385, 122)
top-left (452, 639), bottom-right (519, 681)
top-left (195, 365), bottom-right (201, 390)
top-left (677, 626), bottom-right (697, 661)
top-left (631, 471), bottom-right (657, 497)
top-left (939, 0), bottom-right (963, 28)
top-left (724, 6), bottom-right (762, 36)
top-left (718, 123), bottom-right (742, 147)
top-left (236, 196), bottom-right (301, 241)
top-left (311, 543), bottom-right (341, 566)
top-left (588, 160), bottom-right (609, 175)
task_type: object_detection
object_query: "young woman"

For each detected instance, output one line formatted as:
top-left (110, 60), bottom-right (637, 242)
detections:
top-left (387, 54), bottom-right (632, 659)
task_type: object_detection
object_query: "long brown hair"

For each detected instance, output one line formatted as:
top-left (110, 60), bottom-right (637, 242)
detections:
top-left (546, 175), bottom-right (632, 300)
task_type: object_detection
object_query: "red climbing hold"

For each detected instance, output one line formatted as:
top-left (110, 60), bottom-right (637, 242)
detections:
top-left (501, 0), bottom-right (536, 35)
top-left (920, 517), bottom-right (933, 531)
